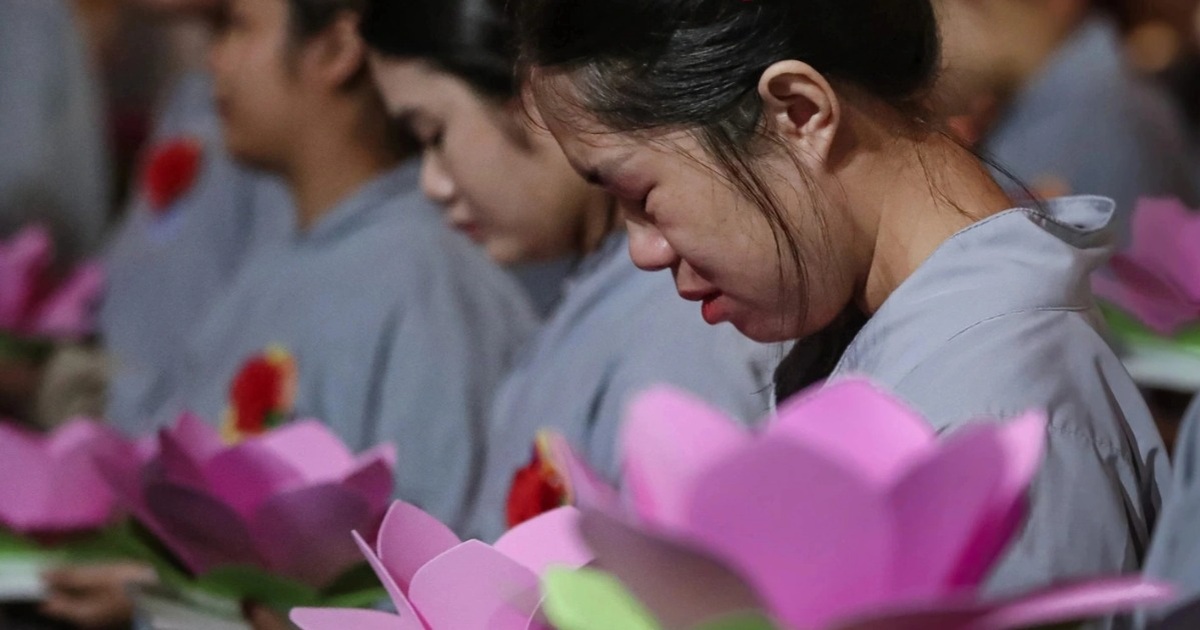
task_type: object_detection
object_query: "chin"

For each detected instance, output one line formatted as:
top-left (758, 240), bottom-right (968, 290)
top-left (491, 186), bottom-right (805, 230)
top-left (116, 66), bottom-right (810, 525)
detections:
top-left (224, 139), bottom-right (277, 173)
top-left (729, 314), bottom-right (802, 344)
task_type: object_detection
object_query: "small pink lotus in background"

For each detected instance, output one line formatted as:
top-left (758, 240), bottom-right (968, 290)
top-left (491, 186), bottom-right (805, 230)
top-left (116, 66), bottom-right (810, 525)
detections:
top-left (544, 379), bottom-right (1171, 630)
top-left (1093, 197), bottom-right (1200, 336)
top-left (0, 225), bottom-right (104, 341)
top-left (96, 414), bottom-right (394, 589)
top-left (0, 418), bottom-right (128, 535)
top-left (290, 501), bottom-right (592, 630)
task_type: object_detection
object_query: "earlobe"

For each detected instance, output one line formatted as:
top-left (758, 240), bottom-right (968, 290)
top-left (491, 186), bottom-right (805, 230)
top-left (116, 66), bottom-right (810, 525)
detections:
top-left (756, 60), bottom-right (840, 164)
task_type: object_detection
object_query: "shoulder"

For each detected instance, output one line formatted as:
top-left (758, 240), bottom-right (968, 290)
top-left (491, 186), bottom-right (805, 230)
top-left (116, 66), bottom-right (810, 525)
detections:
top-left (890, 308), bottom-right (1155, 455)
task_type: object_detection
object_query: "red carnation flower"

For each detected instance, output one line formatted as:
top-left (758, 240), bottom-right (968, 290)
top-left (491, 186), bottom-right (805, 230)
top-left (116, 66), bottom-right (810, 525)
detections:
top-left (143, 138), bottom-right (203, 214)
top-left (222, 346), bottom-right (297, 443)
top-left (505, 438), bottom-right (567, 529)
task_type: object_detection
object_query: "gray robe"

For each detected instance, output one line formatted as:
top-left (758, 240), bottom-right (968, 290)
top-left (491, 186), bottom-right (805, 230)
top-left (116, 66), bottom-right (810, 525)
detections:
top-left (467, 233), bottom-right (776, 541)
top-left (100, 72), bottom-right (293, 431)
top-left (831, 196), bottom-right (1169, 599)
top-left (983, 15), bottom-right (1197, 242)
top-left (157, 162), bottom-right (536, 531)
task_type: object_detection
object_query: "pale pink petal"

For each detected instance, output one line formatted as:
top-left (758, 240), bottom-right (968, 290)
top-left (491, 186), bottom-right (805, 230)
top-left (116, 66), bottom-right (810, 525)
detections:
top-left (886, 423), bottom-right (1006, 598)
top-left (543, 432), bottom-right (618, 511)
top-left (31, 262), bottom-right (104, 338)
top-left (408, 541), bottom-right (541, 629)
top-left (682, 439), bottom-right (892, 630)
top-left (1103, 255), bottom-right (1199, 335)
top-left (0, 226), bottom-right (51, 328)
top-left (974, 578), bottom-right (1172, 629)
top-left (0, 422), bottom-right (52, 531)
top-left (1128, 198), bottom-right (1200, 300)
top-left (43, 420), bottom-right (121, 530)
top-left (291, 607), bottom-right (420, 630)
top-left (92, 439), bottom-right (156, 525)
top-left (375, 500), bottom-right (460, 592)
top-left (200, 442), bottom-right (306, 522)
top-left (143, 481), bottom-right (260, 576)
top-left (948, 411), bottom-right (1047, 588)
top-left (579, 510), bottom-right (764, 630)
top-left (249, 484), bottom-right (373, 588)
top-left (493, 507), bottom-right (592, 575)
top-left (836, 578), bottom-right (1170, 630)
top-left (621, 387), bottom-right (751, 528)
top-left (341, 445), bottom-right (397, 514)
top-left (250, 420), bottom-right (356, 483)
top-left (158, 413), bottom-right (224, 485)
top-left (771, 378), bottom-right (935, 485)
top-left (354, 530), bottom-right (421, 621)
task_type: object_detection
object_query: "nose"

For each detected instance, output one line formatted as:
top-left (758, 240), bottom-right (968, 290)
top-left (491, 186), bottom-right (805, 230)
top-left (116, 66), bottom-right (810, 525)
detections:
top-left (420, 151), bottom-right (456, 205)
top-left (626, 218), bottom-right (678, 272)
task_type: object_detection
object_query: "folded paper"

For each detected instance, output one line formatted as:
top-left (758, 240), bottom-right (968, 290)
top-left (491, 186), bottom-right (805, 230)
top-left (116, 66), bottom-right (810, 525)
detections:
top-left (291, 501), bottom-right (592, 630)
top-left (544, 379), bottom-right (1172, 630)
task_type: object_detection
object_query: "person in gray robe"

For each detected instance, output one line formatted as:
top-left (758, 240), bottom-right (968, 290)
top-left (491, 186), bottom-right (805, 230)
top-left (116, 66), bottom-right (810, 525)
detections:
top-left (101, 71), bottom-right (293, 431)
top-left (161, 162), bottom-right (536, 530)
top-left (982, 15), bottom-right (1196, 239)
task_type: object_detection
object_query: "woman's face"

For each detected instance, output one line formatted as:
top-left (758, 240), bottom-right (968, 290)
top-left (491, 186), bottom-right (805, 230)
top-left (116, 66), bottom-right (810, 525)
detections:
top-left (534, 84), bottom-right (861, 343)
top-left (368, 55), bottom-right (609, 264)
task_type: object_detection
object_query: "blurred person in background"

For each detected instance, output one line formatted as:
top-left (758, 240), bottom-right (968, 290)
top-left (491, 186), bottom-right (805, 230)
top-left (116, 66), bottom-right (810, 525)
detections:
top-left (98, 0), bottom-right (295, 432)
top-left (935, 0), bottom-right (1197, 240)
top-left (0, 0), bottom-right (110, 261)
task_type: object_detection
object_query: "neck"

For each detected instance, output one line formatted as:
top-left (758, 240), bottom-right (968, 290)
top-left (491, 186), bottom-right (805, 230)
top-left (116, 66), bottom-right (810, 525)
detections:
top-left (282, 103), bottom-right (398, 231)
top-left (848, 129), bottom-right (1014, 314)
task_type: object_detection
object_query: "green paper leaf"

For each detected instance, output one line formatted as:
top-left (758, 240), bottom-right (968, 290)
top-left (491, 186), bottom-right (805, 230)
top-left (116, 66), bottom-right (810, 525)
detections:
top-left (320, 562), bottom-right (387, 608)
top-left (0, 333), bottom-right (54, 363)
top-left (1100, 303), bottom-right (1200, 353)
top-left (59, 521), bottom-right (161, 563)
top-left (542, 568), bottom-right (662, 630)
top-left (693, 612), bottom-right (779, 630)
top-left (0, 531), bottom-right (42, 556)
top-left (192, 565), bottom-right (320, 608)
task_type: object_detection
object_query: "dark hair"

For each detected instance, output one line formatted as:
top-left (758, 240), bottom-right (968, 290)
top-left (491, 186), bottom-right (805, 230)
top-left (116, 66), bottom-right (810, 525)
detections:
top-left (359, 0), bottom-right (518, 100)
top-left (287, 0), bottom-right (367, 40)
top-left (517, 0), bottom-right (942, 398)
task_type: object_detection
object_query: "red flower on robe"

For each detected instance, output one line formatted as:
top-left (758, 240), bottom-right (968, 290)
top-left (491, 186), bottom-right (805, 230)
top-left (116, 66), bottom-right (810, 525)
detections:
top-left (221, 345), bottom-right (297, 444)
top-left (505, 432), bottom-right (568, 529)
top-left (142, 138), bottom-right (203, 214)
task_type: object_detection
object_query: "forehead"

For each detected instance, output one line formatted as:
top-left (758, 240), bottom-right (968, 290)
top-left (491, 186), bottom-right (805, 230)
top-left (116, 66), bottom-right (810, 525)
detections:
top-left (370, 57), bottom-right (475, 107)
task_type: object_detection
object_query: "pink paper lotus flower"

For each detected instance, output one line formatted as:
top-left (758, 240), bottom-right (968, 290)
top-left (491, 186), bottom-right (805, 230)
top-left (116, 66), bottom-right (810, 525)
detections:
top-left (96, 414), bottom-right (394, 588)
top-left (1093, 197), bottom-right (1200, 335)
top-left (0, 225), bottom-right (104, 340)
top-left (290, 501), bottom-right (592, 630)
top-left (0, 418), bottom-right (128, 534)
top-left (547, 379), bottom-right (1171, 630)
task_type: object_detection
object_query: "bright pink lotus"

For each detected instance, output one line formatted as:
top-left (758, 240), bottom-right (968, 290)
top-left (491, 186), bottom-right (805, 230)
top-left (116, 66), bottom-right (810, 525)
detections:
top-left (1093, 197), bottom-right (1200, 335)
top-left (548, 379), bottom-right (1171, 629)
top-left (0, 418), bottom-right (128, 534)
top-left (96, 414), bottom-right (394, 588)
top-left (0, 225), bottom-right (104, 340)
top-left (290, 501), bottom-right (592, 630)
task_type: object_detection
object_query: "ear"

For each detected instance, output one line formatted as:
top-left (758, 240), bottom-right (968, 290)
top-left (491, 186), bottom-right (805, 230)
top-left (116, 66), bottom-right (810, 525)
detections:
top-left (757, 60), bottom-right (840, 168)
top-left (301, 11), bottom-right (367, 90)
